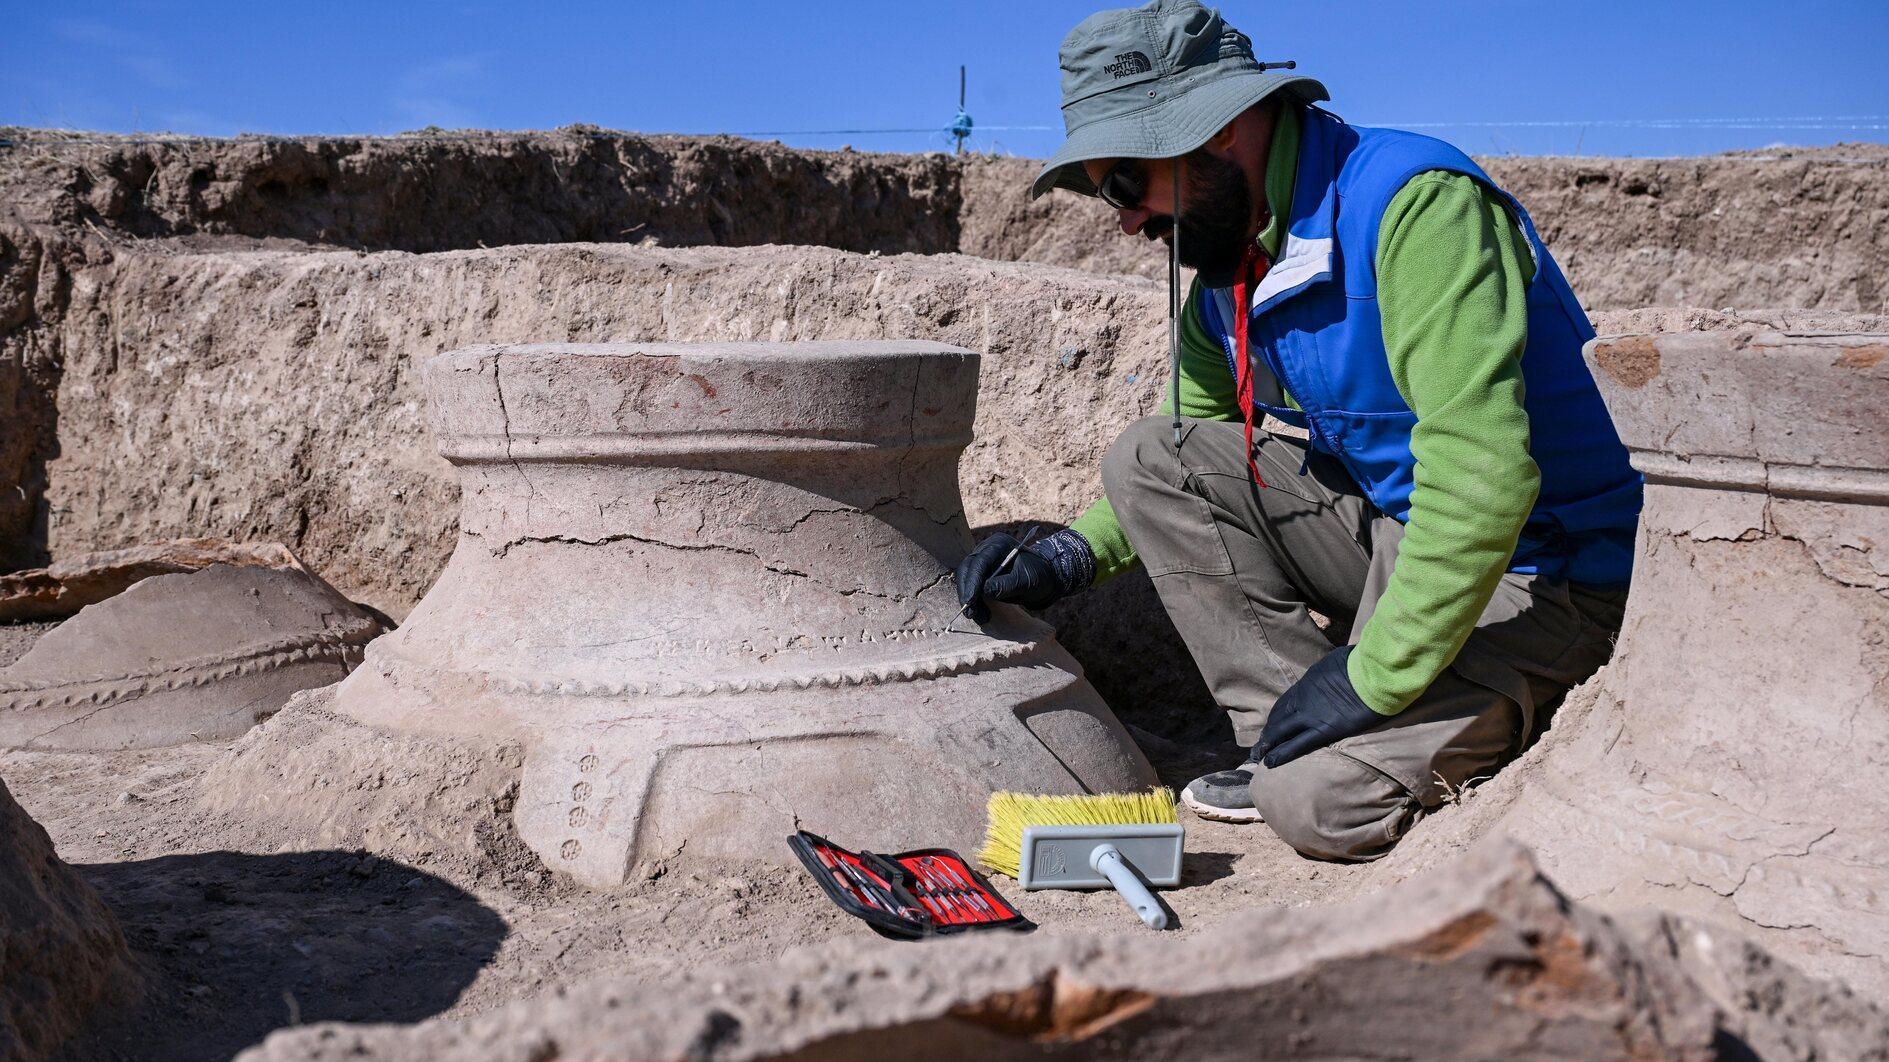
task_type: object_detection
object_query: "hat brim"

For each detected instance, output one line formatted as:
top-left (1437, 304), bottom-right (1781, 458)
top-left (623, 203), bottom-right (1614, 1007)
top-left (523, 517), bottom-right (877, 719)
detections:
top-left (1030, 72), bottom-right (1328, 200)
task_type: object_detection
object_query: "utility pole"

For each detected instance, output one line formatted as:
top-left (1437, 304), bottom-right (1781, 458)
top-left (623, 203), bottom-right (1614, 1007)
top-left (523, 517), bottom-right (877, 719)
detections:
top-left (949, 65), bottom-right (973, 156)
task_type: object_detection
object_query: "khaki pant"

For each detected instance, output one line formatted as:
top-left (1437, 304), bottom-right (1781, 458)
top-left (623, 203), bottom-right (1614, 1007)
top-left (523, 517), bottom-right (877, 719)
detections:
top-left (1101, 416), bottom-right (1626, 861)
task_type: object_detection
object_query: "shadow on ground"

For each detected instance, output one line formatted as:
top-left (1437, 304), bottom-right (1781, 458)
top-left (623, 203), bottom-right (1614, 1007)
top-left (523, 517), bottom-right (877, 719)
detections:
top-left (71, 848), bottom-right (507, 1062)
top-left (1182, 850), bottom-right (1240, 887)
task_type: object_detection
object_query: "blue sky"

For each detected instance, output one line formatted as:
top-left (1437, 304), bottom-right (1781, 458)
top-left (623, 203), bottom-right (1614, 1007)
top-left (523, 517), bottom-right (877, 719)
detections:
top-left (5, 1), bottom-right (1887, 158)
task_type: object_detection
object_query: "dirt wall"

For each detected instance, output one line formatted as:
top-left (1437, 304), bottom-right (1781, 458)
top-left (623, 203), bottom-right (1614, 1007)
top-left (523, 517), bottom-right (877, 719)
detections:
top-left (0, 129), bottom-right (960, 255)
top-left (1484, 151), bottom-right (1889, 313)
top-left (960, 149), bottom-right (1889, 314)
top-left (956, 155), bottom-right (1165, 278)
top-left (0, 220), bottom-right (64, 573)
top-left (7, 129), bottom-right (1886, 314)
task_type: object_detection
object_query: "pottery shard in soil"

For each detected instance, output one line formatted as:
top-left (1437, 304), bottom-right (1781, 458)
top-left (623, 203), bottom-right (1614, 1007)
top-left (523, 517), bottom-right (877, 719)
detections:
top-left (0, 537), bottom-right (310, 622)
top-left (0, 563), bottom-right (385, 751)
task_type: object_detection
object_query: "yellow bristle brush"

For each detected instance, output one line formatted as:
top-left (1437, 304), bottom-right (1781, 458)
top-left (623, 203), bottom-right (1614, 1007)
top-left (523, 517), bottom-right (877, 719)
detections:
top-left (978, 789), bottom-right (1183, 930)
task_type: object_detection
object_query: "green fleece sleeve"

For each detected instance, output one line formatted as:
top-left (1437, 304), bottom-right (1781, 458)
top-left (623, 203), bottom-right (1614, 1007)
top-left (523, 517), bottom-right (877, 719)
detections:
top-left (1347, 171), bottom-right (1540, 715)
top-left (1069, 278), bottom-right (1239, 584)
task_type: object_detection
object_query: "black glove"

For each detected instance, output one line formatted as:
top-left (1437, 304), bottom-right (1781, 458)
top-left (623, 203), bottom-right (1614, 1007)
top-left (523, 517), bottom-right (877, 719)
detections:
top-left (955, 529), bottom-right (1095, 622)
top-left (1254, 646), bottom-right (1389, 768)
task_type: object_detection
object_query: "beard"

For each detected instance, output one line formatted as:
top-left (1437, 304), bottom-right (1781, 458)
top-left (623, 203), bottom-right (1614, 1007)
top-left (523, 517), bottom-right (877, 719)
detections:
top-left (1143, 148), bottom-right (1257, 288)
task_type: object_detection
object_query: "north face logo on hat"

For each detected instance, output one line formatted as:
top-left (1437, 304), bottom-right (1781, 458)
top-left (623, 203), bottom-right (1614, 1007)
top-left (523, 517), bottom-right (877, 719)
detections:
top-left (1103, 51), bottom-right (1153, 78)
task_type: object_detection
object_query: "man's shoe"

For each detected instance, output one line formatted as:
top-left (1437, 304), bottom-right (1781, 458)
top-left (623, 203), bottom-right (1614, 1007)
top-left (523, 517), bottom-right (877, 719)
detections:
top-left (1181, 763), bottom-right (1264, 823)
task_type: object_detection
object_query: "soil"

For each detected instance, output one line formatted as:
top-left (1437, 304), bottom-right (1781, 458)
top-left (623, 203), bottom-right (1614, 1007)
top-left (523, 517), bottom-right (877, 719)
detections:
top-left (4, 652), bottom-right (1883, 1060)
top-left (0, 621), bottom-right (51, 667)
top-left (238, 839), bottom-right (1889, 1062)
top-left (0, 677), bottom-right (1374, 1061)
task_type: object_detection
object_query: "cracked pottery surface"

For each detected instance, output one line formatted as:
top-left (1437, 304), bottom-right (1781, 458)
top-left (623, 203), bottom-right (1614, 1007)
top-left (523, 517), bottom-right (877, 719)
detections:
top-left (209, 341), bottom-right (1156, 887)
top-left (1380, 328), bottom-right (1889, 999)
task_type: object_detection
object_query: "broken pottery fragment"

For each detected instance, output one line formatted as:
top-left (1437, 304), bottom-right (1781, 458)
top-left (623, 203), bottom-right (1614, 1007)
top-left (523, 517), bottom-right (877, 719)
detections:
top-left (0, 775), bottom-right (133, 1062)
top-left (0, 564), bottom-right (385, 750)
top-left (1494, 329), bottom-right (1889, 995)
top-left (0, 538), bottom-right (309, 622)
top-left (236, 840), bottom-right (1889, 1061)
top-left (288, 341), bottom-right (1155, 887)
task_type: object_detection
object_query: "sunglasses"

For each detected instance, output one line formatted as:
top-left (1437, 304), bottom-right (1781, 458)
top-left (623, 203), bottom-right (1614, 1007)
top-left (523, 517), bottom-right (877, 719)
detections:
top-left (1096, 160), bottom-right (1148, 211)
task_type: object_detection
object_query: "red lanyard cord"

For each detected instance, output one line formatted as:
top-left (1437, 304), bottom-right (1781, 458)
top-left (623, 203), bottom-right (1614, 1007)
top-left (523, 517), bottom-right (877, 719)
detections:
top-left (1229, 243), bottom-right (1272, 489)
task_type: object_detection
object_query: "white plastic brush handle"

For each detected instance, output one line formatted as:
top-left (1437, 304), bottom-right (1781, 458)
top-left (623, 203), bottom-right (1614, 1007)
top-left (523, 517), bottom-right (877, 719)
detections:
top-left (1090, 843), bottom-right (1169, 930)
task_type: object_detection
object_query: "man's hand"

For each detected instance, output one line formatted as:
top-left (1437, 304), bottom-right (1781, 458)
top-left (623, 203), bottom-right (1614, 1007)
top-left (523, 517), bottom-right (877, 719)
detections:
top-left (955, 529), bottom-right (1095, 622)
top-left (1255, 647), bottom-right (1389, 768)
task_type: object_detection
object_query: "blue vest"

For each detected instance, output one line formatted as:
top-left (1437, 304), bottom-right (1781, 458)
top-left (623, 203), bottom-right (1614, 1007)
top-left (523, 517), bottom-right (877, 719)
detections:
top-left (1199, 108), bottom-right (1642, 586)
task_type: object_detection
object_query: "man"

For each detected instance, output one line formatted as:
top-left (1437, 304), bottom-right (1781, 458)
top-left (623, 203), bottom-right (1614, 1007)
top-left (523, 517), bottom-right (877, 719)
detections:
top-left (957, 0), bottom-right (1641, 861)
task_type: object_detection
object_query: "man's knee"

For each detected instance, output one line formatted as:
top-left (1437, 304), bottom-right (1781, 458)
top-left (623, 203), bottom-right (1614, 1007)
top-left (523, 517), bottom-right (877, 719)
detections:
top-left (1247, 751), bottom-right (1416, 862)
top-left (1099, 415), bottom-right (1176, 507)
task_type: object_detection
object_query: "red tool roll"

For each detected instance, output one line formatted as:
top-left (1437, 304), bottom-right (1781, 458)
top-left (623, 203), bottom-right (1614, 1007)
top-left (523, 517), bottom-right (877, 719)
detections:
top-left (789, 830), bottom-right (1032, 939)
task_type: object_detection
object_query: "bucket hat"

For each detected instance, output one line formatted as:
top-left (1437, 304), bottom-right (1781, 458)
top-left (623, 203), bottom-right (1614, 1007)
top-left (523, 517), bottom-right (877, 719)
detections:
top-left (1032, 0), bottom-right (1327, 199)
